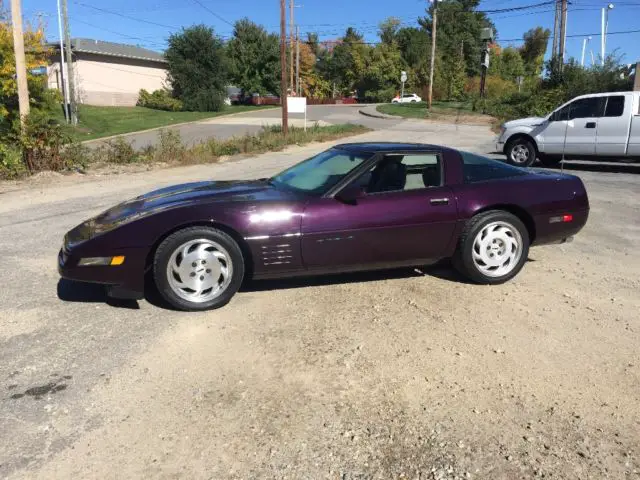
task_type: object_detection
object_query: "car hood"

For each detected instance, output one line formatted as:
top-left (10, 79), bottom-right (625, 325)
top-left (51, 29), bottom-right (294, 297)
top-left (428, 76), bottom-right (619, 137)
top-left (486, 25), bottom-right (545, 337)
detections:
top-left (65, 180), bottom-right (294, 247)
top-left (504, 116), bottom-right (546, 128)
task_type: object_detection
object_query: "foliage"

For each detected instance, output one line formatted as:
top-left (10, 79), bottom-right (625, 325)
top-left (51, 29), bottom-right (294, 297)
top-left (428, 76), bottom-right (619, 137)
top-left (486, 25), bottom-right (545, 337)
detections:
top-left (165, 25), bottom-right (228, 111)
top-left (322, 28), bottom-right (369, 95)
top-left (0, 142), bottom-right (26, 179)
top-left (155, 129), bottom-right (185, 163)
top-left (396, 27), bottom-right (430, 69)
top-left (519, 27), bottom-right (551, 76)
top-left (465, 75), bottom-right (517, 100)
top-left (379, 17), bottom-right (402, 46)
top-left (14, 112), bottom-right (71, 173)
top-left (418, 0), bottom-right (496, 78)
top-left (357, 43), bottom-right (405, 102)
top-left (0, 18), bottom-right (54, 133)
top-left (136, 89), bottom-right (183, 111)
top-left (491, 47), bottom-right (525, 82)
top-left (227, 18), bottom-right (280, 95)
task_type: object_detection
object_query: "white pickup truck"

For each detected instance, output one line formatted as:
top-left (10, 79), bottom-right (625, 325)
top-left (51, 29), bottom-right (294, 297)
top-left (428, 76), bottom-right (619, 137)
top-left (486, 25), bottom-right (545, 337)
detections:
top-left (496, 91), bottom-right (640, 167)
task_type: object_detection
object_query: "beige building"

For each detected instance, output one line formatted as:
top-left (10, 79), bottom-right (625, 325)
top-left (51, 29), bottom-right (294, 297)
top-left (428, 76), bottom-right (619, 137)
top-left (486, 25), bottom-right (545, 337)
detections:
top-left (49, 38), bottom-right (168, 107)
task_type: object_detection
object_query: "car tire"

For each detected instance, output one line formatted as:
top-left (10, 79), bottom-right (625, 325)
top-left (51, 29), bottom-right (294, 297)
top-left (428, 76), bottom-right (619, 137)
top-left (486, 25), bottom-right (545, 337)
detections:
top-left (452, 211), bottom-right (530, 285)
top-left (538, 154), bottom-right (562, 167)
top-left (505, 137), bottom-right (536, 167)
top-left (153, 226), bottom-right (245, 311)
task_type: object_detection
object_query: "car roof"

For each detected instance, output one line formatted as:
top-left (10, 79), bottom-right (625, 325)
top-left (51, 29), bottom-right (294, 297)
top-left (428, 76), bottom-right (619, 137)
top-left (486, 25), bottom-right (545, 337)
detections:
top-left (333, 142), bottom-right (451, 154)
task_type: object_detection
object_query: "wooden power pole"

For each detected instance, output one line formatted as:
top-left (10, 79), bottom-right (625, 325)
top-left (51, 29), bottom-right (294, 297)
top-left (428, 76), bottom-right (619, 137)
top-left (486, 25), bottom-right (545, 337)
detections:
top-left (10, 0), bottom-right (30, 127)
top-left (61, 0), bottom-right (77, 125)
top-left (551, 0), bottom-right (560, 60)
top-left (558, 0), bottom-right (568, 64)
top-left (280, 0), bottom-right (289, 137)
top-left (289, 0), bottom-right (294, 95)
top-left (427, 0), bottom-right (437, 109)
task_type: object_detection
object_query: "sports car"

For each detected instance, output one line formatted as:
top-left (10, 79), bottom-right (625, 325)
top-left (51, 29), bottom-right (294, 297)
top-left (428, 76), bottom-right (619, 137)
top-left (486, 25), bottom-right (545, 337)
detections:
top-left (58, 143), bottom-right (589, 311)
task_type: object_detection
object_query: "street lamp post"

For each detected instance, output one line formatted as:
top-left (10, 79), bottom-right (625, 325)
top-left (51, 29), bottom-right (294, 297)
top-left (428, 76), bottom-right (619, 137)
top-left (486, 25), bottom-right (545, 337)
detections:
top-left (601, 3), bottom-right (614, 65)
top-left (581, 36), bottom-right (592, 67)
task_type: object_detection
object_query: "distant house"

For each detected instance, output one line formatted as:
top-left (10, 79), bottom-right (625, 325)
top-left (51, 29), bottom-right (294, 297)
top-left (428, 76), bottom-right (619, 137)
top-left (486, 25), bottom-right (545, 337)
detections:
top-left (48, 38), bottom-right (168, 107)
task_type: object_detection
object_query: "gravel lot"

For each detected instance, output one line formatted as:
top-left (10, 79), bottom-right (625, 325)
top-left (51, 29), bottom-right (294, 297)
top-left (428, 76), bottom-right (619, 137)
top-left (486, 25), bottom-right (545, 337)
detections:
top-left (0, 123), bottom-right (639, 479)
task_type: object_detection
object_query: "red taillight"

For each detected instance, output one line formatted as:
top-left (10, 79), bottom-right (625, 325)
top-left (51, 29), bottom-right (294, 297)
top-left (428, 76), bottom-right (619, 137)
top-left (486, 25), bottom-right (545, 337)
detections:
top-left (550, 214), bottom-right (574, 224)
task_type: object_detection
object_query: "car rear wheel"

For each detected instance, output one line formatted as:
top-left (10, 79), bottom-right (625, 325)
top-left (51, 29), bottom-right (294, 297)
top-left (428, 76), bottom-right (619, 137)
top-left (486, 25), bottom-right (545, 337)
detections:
top-left (505, 137), bottom-right (536, 167)
top-left (453, 211), bottom-right (529, 284)
top-left (153, 226), bottom-right (244, 311)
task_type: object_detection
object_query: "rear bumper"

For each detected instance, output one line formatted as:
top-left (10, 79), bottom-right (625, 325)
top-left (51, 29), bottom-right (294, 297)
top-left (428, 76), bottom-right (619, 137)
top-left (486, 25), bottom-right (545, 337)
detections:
top-left (58, 246), bottom-right (147, 297)
top-left (532, 208), bottom-right (589, 246)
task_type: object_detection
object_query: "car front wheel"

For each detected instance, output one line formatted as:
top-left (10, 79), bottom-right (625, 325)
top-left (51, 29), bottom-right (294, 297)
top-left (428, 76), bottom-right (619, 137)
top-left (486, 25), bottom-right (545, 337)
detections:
top-left (453, 211), bottom-right (529, 284)
top-left (153, 226), bottom-right (244, 311)
top-left (505, 137), bottom-right (536, 167)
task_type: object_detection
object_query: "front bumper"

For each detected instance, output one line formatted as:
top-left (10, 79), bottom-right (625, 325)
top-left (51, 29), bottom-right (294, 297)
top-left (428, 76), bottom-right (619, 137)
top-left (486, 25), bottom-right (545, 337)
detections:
top-left (495, 140), bottom-right (505, 152)
top-left (58, 246), bottom-right (147, 297)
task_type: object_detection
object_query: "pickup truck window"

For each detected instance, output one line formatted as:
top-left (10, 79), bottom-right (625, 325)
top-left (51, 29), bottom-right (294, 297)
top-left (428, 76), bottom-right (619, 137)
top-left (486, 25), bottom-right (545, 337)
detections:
top-left (569, 97), bottom-right (606, 119)
top-left (604, 96), bottom-right (625, 117)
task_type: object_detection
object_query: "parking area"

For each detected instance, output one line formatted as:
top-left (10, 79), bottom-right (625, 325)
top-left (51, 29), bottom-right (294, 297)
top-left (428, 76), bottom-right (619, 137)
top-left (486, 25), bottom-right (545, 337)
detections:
top-left (1, 123), bottom-right (639, 479)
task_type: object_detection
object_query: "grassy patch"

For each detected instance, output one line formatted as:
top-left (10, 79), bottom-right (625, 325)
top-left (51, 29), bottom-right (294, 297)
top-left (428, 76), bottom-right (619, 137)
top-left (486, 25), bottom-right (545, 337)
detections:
top-left (55, 104), bottom-right (276, 142)
top-left (377, 101), bottom-right (487, 120)
top-left (54, 123), bottom-right (371, 174)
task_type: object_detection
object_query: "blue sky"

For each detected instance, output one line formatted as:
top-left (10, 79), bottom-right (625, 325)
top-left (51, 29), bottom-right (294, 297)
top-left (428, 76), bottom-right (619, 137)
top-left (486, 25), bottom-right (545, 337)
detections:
top-left (22, 0), bottom-right (640, 66)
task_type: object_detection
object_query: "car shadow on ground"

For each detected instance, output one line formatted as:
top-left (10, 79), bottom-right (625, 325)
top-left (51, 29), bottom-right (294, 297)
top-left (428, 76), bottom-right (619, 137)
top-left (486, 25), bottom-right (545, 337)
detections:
top-left (544, 161), bottom-right (640, 175)
top-left (56, 279), bottom-right (141, 309)
top-left (241, 260), bottom-right (474, 293)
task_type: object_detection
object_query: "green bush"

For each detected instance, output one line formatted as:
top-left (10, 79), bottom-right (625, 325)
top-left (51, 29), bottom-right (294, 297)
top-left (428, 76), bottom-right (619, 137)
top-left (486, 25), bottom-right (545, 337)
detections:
top-left (18, 112), bottom-right (72, 173)
top-left (155, 129), bottom-right (185, 162)
top-left (60, 142), bottom-right (91, 171)
top-left (0, 143), bottom-right (27, 179)
top-left (137, 89), bottom-right (183, 112)
top-left (97, 138), bottom-right (140, 164)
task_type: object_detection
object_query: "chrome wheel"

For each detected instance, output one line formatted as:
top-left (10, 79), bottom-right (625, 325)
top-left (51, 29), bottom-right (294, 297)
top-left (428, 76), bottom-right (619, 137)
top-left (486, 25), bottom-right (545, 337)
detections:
top-left (471, 221), bottom-right (523, 278)
top-left (510, 143), bottom-right (530, 164)
top-left (166, 239), bottom-right (233, 303)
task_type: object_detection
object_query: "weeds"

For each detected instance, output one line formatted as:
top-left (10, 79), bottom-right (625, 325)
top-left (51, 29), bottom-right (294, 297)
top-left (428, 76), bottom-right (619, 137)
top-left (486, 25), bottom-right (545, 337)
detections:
top-left (1, 123), bottom-right (369, 180)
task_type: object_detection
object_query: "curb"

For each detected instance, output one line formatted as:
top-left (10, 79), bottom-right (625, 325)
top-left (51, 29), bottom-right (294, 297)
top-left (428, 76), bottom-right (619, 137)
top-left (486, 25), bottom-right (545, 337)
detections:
top-left (358, 106), bottom-right (403, 120)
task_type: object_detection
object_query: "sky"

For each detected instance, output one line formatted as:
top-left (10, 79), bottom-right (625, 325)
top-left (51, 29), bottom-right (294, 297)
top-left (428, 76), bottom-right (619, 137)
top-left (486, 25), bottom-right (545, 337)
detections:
top-left (20, 0), bottom-right (640, 66)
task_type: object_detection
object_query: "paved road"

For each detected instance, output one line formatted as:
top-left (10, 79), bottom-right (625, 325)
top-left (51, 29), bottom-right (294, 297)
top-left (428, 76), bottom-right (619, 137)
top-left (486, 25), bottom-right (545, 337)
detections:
top-left (1, 121), bottom-right (639, 478)
top-left (89, 105), bottom-right (407, 150)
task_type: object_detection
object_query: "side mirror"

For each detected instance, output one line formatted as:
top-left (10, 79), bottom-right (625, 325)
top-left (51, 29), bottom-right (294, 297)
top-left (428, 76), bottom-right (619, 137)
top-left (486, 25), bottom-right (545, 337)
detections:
top-left (335, 184), bottom-right (365, 204)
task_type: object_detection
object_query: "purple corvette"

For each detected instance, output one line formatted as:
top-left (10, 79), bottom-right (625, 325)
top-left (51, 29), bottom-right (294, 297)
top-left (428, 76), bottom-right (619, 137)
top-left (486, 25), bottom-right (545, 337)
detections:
top-left (59, 143), bottom-right (589, 311)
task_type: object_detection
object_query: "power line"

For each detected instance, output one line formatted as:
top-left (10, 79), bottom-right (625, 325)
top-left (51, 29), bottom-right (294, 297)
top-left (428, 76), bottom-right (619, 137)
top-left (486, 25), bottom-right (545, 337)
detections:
top-left (72, 1), bottom-right (182, 30)
top-left (72, 18), bottom-right (167, 48)
top-left (190, 0), bottom-right (234, 27)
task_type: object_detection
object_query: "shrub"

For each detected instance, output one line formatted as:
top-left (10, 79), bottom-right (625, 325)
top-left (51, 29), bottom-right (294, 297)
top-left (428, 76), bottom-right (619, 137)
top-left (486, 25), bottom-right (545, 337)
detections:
top-left (137, 89), bottom-right (183, 112)
top-left (155, 129), bottom-right (185, 162)
top-left (0, 143), bottom-right (27, 179)
top-left (98, 138), bottom-right (140, 164)
top-left (18, 112), bottom-right (72, 173)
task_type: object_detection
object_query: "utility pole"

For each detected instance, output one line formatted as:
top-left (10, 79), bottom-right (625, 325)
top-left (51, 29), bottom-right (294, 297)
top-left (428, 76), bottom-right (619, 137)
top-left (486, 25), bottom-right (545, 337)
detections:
top-left (558, 0), bottom-right (567, 64)
top-left (280, 0), bottom-right (289, 137)
top-left (551, 0), bottom-right (560, 60)
top-left (289, 0), bottom-right (294, 95)
top-left (10, 0), bottom-right (30, 127)
top-left (61, 0), bottom-right (77, 125)
top-left (56, 0), bottom-right (71, 122)
top-left (427, 0), bottom-right (437, 109)
top-left (295, 25), bottom-right (300, 96)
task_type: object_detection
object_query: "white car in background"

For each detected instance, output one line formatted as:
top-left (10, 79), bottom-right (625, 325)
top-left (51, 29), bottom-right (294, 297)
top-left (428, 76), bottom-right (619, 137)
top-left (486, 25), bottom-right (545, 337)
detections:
top-left (392, 93), bottom-right (422, 104)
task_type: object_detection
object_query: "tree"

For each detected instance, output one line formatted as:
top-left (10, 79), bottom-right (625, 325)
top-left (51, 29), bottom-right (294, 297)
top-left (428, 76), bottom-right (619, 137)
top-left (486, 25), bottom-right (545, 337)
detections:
top-left (492, 46), bottom-right (525, 81)
top-left (227, 18), bottom-right (280, 96)
top-left (419, 0), bottom-right (496, 77)
top-left (1, 17), bottom-right (52, 133)
top-left (396, 27), bottom-right (430, 69)
top-left (379, 17), bottom-right (401, 46)
top-left (519, 27), bottom-right (550, 76)
top-left (165, 25), bottom-right (228, 111)
top-left (323, 28), bottom-right (370, 95)
top-left (357, 43), bottom-right (404, 102)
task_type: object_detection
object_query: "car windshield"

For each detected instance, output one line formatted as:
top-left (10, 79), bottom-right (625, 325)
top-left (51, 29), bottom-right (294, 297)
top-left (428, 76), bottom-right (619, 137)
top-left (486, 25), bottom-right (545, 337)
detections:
top-left (270, 148), bottom-right (371, 195)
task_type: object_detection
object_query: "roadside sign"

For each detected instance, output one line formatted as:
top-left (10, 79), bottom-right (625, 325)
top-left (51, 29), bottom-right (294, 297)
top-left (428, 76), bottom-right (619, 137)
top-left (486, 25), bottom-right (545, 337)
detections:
top-left (29, 66), bottom-right (47, 76)
top-left (287, 96), bottom-right (308, 131)
top-left (401, 71), bottom-right (407, 83)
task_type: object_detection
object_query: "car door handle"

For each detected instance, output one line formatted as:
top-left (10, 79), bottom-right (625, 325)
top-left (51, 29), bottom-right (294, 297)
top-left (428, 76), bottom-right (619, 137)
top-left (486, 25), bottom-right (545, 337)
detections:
top-left (430, 198), bottom-right (449, 206)
top-left (585, 122), bottom-right (596, 128)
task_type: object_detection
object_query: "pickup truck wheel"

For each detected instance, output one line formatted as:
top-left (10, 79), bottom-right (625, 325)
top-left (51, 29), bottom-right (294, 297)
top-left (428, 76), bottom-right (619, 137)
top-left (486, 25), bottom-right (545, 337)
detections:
top-left (506, 137), bottom-right (536, 167)
top-left (538, 154), bottom-right (562, 167)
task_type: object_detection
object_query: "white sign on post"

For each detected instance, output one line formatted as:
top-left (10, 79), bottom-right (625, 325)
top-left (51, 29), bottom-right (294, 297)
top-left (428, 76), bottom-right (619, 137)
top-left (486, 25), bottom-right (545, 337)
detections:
top-left (401, 71), bottom-right (407, 83)
top-left (287, 96), bottom-right (308, 131)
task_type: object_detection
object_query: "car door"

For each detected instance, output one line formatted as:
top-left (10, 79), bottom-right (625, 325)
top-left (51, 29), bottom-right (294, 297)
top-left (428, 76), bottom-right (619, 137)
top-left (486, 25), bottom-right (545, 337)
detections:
top-left (300, 152), bottom-right (458, 270)
top-left (563, 96), bottom-right (606, 155)
top-left (596, 94), bottom-right (631, 156)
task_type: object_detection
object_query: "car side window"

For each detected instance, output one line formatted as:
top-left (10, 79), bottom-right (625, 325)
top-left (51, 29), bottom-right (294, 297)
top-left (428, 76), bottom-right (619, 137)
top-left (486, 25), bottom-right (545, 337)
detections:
top-left (460, 151), bottom-right (528, 183)
top-left (569, 97), bottom-right (605, 119)
top-left (604, 95), bottom-right (625, 117)
top-left (357, 153), bottom-right (442, 195)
